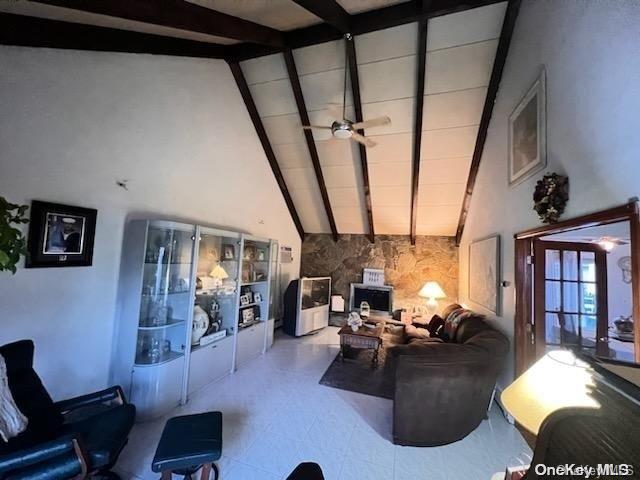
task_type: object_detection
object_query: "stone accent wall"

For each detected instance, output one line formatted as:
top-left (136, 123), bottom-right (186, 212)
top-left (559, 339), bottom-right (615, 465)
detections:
top-left (301, 234), bottom-right (458, 313)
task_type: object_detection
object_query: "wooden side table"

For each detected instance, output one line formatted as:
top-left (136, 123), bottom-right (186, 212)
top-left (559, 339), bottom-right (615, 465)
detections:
top-left (338, 322), bottom-right (385, 366)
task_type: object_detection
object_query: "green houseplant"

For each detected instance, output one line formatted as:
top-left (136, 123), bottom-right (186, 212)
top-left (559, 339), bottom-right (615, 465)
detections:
top-left (0, 196), bottom-right (29, 274)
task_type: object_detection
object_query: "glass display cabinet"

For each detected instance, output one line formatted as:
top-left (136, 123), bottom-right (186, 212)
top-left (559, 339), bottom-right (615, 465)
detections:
top-left (112, 221), bottom-right (277, 420)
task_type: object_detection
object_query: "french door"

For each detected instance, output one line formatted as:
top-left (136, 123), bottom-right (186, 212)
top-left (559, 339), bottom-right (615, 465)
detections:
top-left (534, 240), bottom-right (609, 358)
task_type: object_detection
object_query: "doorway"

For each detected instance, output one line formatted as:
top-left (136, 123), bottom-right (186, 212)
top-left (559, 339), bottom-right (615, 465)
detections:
top-left (514, 203), bottom-right (640, 375)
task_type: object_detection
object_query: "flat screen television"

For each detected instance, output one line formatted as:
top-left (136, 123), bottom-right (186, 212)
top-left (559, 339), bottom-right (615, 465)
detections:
top-left (349, 283), bottom-right (393, 316)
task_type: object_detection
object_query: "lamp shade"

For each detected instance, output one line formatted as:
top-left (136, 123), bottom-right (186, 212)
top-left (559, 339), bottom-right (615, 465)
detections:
top-left (500, 350), bottom-right (600, 434)
top-left (209, 264), bottom-right (229, 280)
top-left (418, 281), bottom-right (446, 299)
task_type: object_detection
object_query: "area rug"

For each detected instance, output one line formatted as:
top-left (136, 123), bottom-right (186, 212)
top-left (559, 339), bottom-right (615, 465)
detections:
top-left (319, 327), bottom-right (404, 399)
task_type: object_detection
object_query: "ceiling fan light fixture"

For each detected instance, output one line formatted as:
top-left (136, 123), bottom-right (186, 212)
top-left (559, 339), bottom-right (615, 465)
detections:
top-left (331, 121), bottom-right (353, 139)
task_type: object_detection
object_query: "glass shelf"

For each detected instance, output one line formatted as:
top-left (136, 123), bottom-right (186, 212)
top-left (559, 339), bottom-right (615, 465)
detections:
top-left (242, 280), bottom-right (268, 286)
top-left (138, 319), bottom-right (186, 330)
top-left (135, 350), bottom-right (183, 367)
top-left (239, 302), bottom-right (260, 309)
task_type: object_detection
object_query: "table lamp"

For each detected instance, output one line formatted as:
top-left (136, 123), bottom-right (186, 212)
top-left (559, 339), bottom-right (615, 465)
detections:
top-left (418, 281), bottom-right (446, 316)
top-left (501, 349), bottom-right (600, 435)
top-left (209, 264), bottom-right (229, 288)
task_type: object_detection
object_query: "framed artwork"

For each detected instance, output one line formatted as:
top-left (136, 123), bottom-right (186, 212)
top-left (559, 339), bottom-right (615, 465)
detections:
top-left (222, 244), bottom-right (235, 260)
top-left (509, 70), bottom-right (546, 186)
top-left (26, 200), bottom-right (97, 268)
top-left (243, 244), bottom-right (256, 261)
top-left (239, 294), bottom-right (250, 306)
top-left (241, 307), bottom-right (254, 324)
top-left (469, 235), bottom-right (501, 315)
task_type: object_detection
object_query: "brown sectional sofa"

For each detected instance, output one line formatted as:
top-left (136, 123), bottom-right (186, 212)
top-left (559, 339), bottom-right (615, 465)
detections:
top-left (388, 305), bottom-right (509, 446)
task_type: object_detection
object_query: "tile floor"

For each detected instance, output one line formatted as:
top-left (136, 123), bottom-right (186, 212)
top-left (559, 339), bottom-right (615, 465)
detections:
top-left (115, 327), bottom-right (531, 480)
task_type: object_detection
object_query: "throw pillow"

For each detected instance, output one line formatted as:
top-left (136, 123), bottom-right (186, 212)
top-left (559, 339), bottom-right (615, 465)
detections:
top-left (427, 315), bottom-right (445, 337)
top-left (0, 354), bottom-right (28, 442)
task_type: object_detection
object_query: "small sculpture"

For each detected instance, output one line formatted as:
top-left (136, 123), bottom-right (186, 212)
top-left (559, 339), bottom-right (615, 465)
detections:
top-left (347, 311), bottom-right (363, 332)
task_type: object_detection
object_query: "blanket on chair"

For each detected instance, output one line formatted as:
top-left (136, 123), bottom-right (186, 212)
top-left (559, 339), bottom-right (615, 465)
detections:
top-left (0, 353), bottom-right (28, 442)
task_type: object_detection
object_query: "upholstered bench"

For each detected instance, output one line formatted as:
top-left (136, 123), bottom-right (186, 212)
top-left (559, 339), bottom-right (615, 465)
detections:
top-left (152, 412), bottom-right (222, 480)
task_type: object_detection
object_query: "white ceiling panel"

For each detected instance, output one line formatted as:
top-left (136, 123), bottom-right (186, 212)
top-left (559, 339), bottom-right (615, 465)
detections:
top-left (0, 1), bottom-right (239, 44)
top-left (359, 56), bottom-right (416, 103)
top-left (316, 139), bottom-right (359, 166)
top-left (371, 186), bottom-right (411, 207)
top-left (249, 79), bottom-right (297, 117)
top-left (362, 98), bottom-right (414, 136)
top-left (423, 88), bottom-right (486, 130)
top-left (188, 0), bottom-right (321, 31)
top-left (322, 165), bottom-right (359, 188)
top-left (294, 40), bottom-right (345, 76)
top-left (427, 2), bottom-right (507, 51)
top-left (333, 206), bottom-right (367, 234)
top-left (419, 158), bottom-right (472, 185)
top-left (273, 142), bottom-right (312, 169)
top-left (365, 133), bottom-right (413, 164)
top-left (262, 114), bottom-right (306, 145)
top-left (417, 205), bottom-right (461, 225)
top-left (417, 183), bottom-right (466, 206)
top-left (421, 126), bottom-right (478, 159)
top-left (374, 206), bottom-right (410, 233)
top-left (369, 162), bottom-right (412, 186)
top-left (289, 188), bottom-right (331, 233)
top-left (281, 166), bottom-right (317, 188)
top-left (241, 54), bottom-right (287, 85)
top-left (299, 69), bottom-right (353, 112)
top-left (337, 0), bottom-right (411, 15)
top-left (355, 23), bottom-right (418, 64)
top-left (425, 40), bottom-right (498, 94)
top-left (416, 223), bottom-right (458, 236)
top-left (328, 187), bottom-right (362, 207)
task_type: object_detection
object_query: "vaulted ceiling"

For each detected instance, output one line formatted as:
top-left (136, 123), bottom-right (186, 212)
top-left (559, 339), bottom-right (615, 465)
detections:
top-left (0, 0), bottom-right (520, 243)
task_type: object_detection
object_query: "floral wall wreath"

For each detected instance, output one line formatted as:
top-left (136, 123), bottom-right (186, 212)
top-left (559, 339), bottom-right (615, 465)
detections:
top-left (533, 173), bottom-right (569, 223)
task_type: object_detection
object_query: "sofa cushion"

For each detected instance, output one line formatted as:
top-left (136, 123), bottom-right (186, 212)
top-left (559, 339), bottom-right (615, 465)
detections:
top-left (405, 324), bottom-right (430, 340)
top-left (0, 341), bottom-right (64, 454)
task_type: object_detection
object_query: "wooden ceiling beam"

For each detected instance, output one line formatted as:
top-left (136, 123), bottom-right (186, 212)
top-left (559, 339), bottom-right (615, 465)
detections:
top-left (455, 0), bottom-right (522, 246)
top-left (228, 61), bottom-right (305, 241)
top-left (345, 37), bottom-right (375, 244)
top-left (292, 0), bottom-right (351, 34)
top-left (0, 13), bottom-right (227, 58)
top-left (410, 19), bottom-right (428, 245)
top-left (283, 50), bottom-right (339, 242)
top-left (228, 0), bottom-right (503, 61)
top-left (33, 0), bottom-right (286, 47)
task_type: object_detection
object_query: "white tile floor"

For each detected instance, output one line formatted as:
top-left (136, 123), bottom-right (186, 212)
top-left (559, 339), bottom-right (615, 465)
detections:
top-left (115, 327), bottom-right (531, 480)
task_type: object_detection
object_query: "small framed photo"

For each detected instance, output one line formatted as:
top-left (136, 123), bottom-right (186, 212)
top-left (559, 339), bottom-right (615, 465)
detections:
top-left (253, 292), bottom-right (262, 303)
top-left (239, 294), bottom-right (250, 306)
top-left (243, 244), bottom-right (256, 261)
top-left (26, 201), bottom-right (97, 268)
top-left (257, 249), bottom-right (266, 261)
top-left (222, 244), bottom-right (235, 260)
top-left (241, 307), bottom-right (254, 324)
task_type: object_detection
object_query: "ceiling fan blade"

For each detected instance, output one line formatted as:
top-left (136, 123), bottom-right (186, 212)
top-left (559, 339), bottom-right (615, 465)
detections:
top-left (351, 132), bottom-right (377, 148)
top-left (351, 116), bottom-right (391, 130)
top-left (302, 125), bottom-right (332, 130)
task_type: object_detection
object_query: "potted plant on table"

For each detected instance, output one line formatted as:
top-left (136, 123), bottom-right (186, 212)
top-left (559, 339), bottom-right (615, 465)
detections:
top-left (0, 197), bottom-right (29, 274)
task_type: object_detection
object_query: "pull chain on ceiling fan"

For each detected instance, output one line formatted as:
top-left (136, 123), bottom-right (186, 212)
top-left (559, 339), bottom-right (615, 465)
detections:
top-left (301, 35), bottom-right (391, 148)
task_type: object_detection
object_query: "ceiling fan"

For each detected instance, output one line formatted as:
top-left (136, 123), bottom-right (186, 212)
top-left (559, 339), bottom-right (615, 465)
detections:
top-left (301, 38), bottom-right (391, 148)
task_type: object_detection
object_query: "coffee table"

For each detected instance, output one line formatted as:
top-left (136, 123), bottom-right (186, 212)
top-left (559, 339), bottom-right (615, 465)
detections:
top-left (338, 321), bottom-right (385, 366)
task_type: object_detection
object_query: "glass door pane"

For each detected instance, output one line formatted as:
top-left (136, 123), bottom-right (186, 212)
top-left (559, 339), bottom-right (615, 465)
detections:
top-left (192, 230), bottom-right (240, 350)
top-left (136, 224), bottom-right (194, 365)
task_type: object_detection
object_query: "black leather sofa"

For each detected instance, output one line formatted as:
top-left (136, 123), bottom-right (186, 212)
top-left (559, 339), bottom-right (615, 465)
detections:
top-left (0, 340), bottom-right (135, 479)
top-left (388, 305), bottom-right (509, 447)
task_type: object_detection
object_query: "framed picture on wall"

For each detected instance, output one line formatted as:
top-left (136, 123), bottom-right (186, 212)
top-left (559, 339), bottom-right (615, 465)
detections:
top-left (469, 235), bottom-right (501, 315)
top-left (509, 70), bottom-right (546, 186)
top-left (26, 200), bottom-right (97, 268)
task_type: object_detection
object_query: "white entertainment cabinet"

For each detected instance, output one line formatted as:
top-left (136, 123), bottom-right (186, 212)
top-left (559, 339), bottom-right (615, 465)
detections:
top-left (111, 220), bottom-right (278, 420)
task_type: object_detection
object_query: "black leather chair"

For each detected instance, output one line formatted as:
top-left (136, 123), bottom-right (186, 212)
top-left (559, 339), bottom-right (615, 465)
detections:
top-left (0, 340), bottom-right (135, 479)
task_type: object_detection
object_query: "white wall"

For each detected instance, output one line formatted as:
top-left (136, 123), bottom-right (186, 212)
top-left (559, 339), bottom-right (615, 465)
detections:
top-left (458, 0), bottom-right (640, 390)
top-left (0, 46), bottom-right (301, 400)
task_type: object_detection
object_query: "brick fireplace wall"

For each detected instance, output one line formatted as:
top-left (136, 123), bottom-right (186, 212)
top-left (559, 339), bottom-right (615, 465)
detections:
top-left (301, 234), bottom-right (458, 314)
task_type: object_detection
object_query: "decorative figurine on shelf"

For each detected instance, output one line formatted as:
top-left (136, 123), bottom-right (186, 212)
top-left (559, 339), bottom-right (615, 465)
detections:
top-left (347, 312), bottom-right (363, 332)
top-left (207, 300), bottom-right (221, 334)
top-left (191, 305), bottom-right (209, 345)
